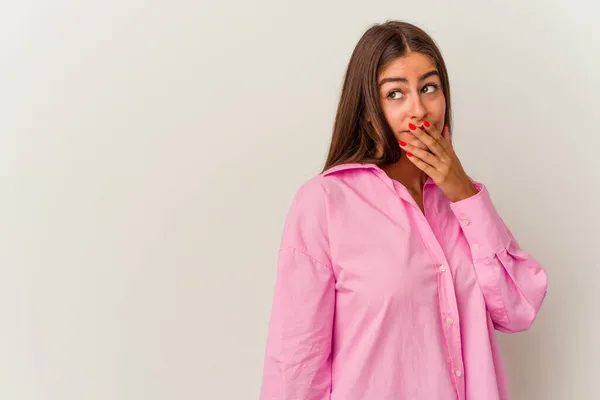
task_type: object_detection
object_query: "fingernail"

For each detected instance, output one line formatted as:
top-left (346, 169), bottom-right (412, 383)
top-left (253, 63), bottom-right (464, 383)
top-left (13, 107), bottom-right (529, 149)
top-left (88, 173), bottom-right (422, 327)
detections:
top-left (407, 152), bottom-right (413, 157)
top-left (399, 140), bottom-right (407, 146)
top-left (408, 123), bottom-right (416, 130)
top-left (423, 120), bottom-right (430, 128)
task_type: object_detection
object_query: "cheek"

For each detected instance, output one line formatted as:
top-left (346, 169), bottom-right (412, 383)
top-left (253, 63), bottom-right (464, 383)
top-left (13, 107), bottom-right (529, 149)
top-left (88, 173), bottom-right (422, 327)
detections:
top-left (381, 102), bottom-right (409, 131)
top-left (427, 96), bottom-right (446, 119)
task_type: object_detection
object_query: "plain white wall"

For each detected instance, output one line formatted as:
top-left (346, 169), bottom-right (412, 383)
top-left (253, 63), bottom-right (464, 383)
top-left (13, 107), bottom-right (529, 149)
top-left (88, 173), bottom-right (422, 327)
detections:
top-left (1, 0), bottom-right (598, 399)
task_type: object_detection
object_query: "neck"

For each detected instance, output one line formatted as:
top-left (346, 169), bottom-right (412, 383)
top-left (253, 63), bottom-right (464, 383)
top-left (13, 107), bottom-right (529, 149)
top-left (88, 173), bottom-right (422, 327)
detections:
top-left (382, 155), bottom-right (428, 193)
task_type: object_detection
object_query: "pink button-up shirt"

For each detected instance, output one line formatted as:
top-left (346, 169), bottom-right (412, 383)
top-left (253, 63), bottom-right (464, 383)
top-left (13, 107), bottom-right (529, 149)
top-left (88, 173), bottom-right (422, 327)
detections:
top-left (260, 162), bottom-right (548, 400)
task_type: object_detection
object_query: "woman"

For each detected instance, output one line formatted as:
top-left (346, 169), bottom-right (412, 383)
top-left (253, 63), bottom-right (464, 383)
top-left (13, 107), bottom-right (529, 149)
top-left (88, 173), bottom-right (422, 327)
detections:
top-left (260, 21), bottom-right (547, 400)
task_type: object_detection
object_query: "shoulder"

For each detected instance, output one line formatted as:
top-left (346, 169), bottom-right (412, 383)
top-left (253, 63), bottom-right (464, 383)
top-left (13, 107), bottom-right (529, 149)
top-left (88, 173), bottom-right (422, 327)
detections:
top-left (279, 175), bottom-right (332, 264)
top-left (283, 161), bottom-right (391, 223)
top-left (292, 174), bottom-right (328, 202)
top-left (288, 162), bottom-right (375, 209)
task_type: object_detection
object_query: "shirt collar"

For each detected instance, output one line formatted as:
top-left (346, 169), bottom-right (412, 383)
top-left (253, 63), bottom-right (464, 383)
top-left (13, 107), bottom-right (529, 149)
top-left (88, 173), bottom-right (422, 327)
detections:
top-left (321, 162), bottom-right (380, 176)
top-left (322, 162), bottom-right (436, 209)
top-left (322, 162), bottom-right (435, 187)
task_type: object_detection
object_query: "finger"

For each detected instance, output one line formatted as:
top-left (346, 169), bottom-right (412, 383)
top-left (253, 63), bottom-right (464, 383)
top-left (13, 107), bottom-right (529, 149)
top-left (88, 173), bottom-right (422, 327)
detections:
top-left (441, 124), bottom-right (457, 156)
top-left (409, 125), bottom-right (447, 157)
top-left (422, 120), bottom-right (443, 141)
top-left (399, 135), bottom-right (430, 151)
top-left (421, 122), bottom-right (453, 154)
top-left (420, 124), bottom-right (446, 154)
top-left (398, 140), bottom-right (443, 169)
top-left (400, 129), bottom-right (429, 150)
top-left (405, 151), bottom-right (439, 178)
top-left (442, 124), bottom-right (449, 140)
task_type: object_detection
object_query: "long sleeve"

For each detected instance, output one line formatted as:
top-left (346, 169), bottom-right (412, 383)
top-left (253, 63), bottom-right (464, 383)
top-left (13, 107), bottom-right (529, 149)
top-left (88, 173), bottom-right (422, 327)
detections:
top-left (449, 182), bottom-right (548, 333)
top-left (260, 179), bottom-right (335, 400)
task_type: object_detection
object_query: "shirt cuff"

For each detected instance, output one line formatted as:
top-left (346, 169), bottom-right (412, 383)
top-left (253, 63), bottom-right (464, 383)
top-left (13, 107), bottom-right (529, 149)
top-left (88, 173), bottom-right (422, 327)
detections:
top-left (449, 182), bottom-right (511, 259)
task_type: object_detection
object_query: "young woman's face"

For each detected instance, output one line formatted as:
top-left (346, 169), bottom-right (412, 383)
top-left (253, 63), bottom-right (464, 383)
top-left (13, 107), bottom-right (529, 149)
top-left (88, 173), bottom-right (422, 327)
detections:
top-left (377, 52), bottom-right (446, 151)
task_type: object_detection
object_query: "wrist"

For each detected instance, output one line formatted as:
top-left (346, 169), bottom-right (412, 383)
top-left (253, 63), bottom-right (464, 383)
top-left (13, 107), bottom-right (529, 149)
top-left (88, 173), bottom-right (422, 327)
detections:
top-left (449, 183), bottom-right (479, 203)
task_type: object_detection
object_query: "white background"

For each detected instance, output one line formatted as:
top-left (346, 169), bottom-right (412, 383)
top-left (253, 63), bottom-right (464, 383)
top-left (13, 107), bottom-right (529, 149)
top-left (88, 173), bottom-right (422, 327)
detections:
top-left (1, 1), bottom-right (598, 399)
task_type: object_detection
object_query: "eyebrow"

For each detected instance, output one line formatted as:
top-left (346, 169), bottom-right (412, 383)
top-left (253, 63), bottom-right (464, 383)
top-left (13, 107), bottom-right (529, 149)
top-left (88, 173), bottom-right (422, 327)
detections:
top-left (378, 70), bottom-right (440, 88)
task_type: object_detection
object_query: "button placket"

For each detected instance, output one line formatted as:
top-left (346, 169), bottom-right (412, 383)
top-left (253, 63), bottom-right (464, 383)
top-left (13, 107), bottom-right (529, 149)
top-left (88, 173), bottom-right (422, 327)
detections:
top-left (412, 192), bottom-right (466, 398)
top-left (436, 263), bottom-right (465, 395)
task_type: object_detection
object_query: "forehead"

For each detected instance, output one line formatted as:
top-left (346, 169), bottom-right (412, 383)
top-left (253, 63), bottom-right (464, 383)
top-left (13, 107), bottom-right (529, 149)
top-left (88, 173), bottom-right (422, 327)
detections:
top-left (378, 52), bottom-right (437, 81)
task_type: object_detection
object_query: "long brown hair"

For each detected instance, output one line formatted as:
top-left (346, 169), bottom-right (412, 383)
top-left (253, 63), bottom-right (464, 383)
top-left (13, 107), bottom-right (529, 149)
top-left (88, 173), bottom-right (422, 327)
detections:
top-left (322, 21), bottom-right (452, 172)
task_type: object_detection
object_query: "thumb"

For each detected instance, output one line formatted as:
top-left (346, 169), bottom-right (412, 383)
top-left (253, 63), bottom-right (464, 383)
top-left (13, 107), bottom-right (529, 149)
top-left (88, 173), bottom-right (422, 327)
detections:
top-left (442, 124), bottom-right (451, 144)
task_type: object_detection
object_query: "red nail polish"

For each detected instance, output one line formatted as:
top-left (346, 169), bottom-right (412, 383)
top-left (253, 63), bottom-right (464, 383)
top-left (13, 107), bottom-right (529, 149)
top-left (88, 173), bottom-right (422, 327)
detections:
top-left (424, 120), bottom-right (430, 128)
top-left (408, 123), bottom-right (416, 130)
top-left (399, 140), bottom-right (407, 146)
top-left (407, 152), bottom-right (413, 157)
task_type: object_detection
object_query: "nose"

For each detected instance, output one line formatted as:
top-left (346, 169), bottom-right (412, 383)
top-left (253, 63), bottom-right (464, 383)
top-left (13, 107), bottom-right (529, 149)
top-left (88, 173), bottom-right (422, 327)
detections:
top-left (408, 94), bottom-right (427, 121)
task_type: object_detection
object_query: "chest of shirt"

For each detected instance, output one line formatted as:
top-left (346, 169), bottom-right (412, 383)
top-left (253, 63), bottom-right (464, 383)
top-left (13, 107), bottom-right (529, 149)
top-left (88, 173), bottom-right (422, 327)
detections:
top-left (326, 186), bottom-right (476, 304)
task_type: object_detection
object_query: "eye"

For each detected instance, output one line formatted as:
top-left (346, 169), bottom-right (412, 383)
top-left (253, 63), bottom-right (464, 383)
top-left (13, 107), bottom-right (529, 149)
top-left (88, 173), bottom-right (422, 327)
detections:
top-left (387, 90), bottom-right (403, 100)
top-left (421, 84), bottom-right (439, 94)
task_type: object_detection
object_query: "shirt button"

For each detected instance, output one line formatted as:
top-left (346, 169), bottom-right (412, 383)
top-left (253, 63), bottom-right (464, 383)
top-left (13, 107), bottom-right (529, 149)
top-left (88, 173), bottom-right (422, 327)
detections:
top-left (455, 369), bottom-right (462, 377)
top-left (472, 243), bottom-right (480, 251)
top-left (439, 265), bottom-right (447, 272)
top-left (461, 219), bottom-right (470, 226)
top-left (446, 317), bottom-right (454, 325)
